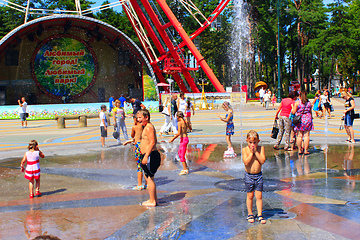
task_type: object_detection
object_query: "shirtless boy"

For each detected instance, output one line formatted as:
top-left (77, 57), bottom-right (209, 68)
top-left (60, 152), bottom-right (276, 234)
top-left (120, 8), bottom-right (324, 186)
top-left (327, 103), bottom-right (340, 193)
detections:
top-left (123, 114), bottom-right (147, 190)
top-left (137, 109), bottom-right (161, 207)
top-left (242, 130), bottom-right (266, 224)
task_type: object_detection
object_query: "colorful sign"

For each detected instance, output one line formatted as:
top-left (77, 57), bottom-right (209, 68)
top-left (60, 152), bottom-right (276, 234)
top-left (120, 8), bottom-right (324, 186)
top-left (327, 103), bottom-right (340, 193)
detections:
top-left (31, 34), bottom-right (97, 99)
top-left (0, 101), bottom-right (160, 120)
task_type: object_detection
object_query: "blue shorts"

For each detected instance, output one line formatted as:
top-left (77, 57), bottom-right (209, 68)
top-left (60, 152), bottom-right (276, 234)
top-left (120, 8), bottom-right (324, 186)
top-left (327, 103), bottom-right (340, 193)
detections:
top-left (244, 171), bottom-right (263, 192)
top-left (344, 114), bottom-right (354, 126)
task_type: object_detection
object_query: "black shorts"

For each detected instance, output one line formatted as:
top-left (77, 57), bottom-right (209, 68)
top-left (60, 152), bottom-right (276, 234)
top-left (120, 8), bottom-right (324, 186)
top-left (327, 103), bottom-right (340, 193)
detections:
top-left (141, 150), bottom-right (161, 178)
top-left (100, 126), bottom-right (107, 137)
top-left (324, 102), bottom-right (331, 109)
top-left (20, 113), bottom-right (27, 121)
top-left (244, 171), bottom-right (263, 192)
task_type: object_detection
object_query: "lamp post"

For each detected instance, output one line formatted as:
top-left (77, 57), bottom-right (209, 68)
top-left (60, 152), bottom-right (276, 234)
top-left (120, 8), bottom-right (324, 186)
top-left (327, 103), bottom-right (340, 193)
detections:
top-left (269, 1), bottom-right (289, 103)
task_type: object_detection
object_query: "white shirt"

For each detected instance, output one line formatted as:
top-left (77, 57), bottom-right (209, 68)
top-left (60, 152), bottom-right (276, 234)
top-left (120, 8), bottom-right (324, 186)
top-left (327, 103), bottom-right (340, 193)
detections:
top-left (20, 102), bottom-right (27, 113)
top-left (263, 93), bottom-right (271, 102)
top-left (99, 111), bottom-right (107, 127)
top-left (162, 103), bottom-right (170, 116)
top-left (259, 89), bottom-right (265, 98)
top-left (178, 98), bottom-right (187, 113)
top-left (320, 95), bottom-right (328, 104)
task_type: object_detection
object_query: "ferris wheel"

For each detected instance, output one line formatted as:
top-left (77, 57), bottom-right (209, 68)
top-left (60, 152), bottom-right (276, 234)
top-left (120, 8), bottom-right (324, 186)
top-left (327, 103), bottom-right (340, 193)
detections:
top-left (0, 0), bottom-right (230, 93)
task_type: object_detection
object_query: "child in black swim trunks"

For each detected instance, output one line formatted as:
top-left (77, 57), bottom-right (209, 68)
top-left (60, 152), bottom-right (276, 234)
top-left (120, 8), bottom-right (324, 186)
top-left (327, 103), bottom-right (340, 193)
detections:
top-left (137, 109), bottom-right (161, 207)
top-left (242, 130), bottom-right (266, 224)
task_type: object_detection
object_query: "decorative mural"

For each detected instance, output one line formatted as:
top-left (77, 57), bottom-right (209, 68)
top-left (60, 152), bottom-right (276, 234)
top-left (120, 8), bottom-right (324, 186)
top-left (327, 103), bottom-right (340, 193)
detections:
top-left (31, 34), bottom-right (97, 100)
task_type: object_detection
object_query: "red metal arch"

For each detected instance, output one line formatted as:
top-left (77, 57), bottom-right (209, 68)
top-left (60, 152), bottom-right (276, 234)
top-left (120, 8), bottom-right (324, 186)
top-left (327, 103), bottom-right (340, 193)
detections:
top-left (123, 0), bottom-right (230, 93)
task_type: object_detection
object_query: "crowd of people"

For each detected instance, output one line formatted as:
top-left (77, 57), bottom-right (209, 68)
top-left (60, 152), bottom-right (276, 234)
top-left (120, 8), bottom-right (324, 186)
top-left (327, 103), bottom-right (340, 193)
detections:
top-left (259, 87), bottom-right (277, 110)
top-left (159, 92), bottom-right (195, 136)
top-left (17, 87), bottom-right (356, 226)
top-left (273, 87), bottom-right (357, 155)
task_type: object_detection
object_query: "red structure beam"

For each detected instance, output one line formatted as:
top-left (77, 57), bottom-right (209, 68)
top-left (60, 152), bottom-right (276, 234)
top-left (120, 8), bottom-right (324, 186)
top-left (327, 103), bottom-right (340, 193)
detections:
top-left (122, 2), bottom-right (169, 91)
top-left (137, 0), bottom-right (200, 93)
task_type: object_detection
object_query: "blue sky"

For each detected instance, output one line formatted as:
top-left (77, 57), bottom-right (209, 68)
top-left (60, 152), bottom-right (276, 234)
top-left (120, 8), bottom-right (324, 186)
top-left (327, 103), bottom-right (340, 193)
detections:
top-left (323, 0), bottom-right (336, 5)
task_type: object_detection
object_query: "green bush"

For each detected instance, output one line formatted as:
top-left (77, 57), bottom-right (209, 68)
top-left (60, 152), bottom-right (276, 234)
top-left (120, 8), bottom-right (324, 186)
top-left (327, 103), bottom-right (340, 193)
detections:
top-left (307, 93), bottom-right (315, 99)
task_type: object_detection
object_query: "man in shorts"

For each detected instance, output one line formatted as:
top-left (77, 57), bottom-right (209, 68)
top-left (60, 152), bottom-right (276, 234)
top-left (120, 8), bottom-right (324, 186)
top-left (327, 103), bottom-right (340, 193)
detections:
top-left (137, 109), bottom-right (161, 207)
top-left (18, 97), bottom-right (28, 128)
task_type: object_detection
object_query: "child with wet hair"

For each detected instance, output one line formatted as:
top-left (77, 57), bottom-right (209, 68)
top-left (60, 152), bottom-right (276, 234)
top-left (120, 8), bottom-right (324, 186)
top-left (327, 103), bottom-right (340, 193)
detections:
top-left (169, 111), bottom-right (189, 175)
top-left (242, 130), bottom-right (266, 224)
top-left (123, 113), bottom-right (147, 190)
top-left (137, 109), bottom-right (161, 207)
top-left (20, 140), bottom-right (45, 198)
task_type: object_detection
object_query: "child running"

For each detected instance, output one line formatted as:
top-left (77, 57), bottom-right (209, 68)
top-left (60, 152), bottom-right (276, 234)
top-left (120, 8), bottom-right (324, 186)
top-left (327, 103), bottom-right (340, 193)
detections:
top-left (20, 140), bottom-right (45, 198)
top-left (123, 114), bottom-right (147, 190)
top-left (137, 109), bottom-right (161, 207)
top-left (242, 130), bottom-right (266, 224)
top-left (169, 111), bottom-right (189, 175)
top-left (217, 101), bottom-right (235, 156)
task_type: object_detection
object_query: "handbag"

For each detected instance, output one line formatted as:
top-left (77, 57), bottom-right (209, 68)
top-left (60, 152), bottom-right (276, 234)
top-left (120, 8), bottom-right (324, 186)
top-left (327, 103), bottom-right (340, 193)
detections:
top-left (271, 120), bottom-right (279, 139)
top-left (339, 119), bottom-right (344, 130)
top-left (292, 114), bottom-right (301, 124)
top-left (292, 103), bottom-right (306, 124)
top-left (25, 113), bottom-right (29, 117)
top-left (112, 126), bottom-right (119, 139)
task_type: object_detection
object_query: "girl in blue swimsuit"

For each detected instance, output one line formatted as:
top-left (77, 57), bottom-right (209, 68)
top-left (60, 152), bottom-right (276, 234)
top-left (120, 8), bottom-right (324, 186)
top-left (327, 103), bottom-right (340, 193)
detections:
top-left (217, 101), bottom-right (235, 153)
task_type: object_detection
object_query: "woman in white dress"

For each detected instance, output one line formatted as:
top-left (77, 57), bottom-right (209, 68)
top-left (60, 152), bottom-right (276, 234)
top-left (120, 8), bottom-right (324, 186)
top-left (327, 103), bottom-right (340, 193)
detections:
top-left (159, 96), bottom-right (172, 136)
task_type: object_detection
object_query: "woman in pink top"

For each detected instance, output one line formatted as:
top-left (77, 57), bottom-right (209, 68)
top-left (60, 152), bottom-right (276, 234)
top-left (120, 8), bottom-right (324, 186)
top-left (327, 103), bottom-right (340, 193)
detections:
top-left (274, 91), bottom-right (299, 150)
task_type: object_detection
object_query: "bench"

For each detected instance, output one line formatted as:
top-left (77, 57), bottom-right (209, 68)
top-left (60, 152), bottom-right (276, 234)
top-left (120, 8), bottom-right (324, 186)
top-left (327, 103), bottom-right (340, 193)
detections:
top-left (54, 113), bottom-right (111, 129)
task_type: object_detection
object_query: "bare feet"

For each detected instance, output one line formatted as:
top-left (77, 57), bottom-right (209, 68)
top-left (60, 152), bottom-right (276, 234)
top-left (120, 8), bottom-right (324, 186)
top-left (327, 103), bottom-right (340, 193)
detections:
top-left (142, 199), bottom-right (157, 207)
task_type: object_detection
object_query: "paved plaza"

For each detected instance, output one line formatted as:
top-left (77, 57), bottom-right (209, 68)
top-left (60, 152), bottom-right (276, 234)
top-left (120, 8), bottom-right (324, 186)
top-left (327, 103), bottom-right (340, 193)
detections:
top-left (0, 98), bottom-right (360, 239)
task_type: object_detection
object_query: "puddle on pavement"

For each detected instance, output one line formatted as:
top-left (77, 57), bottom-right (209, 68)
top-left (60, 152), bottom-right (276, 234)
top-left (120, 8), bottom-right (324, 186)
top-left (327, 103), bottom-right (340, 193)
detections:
top-left (1, 143), bottom-right (359, 181)
top-left (0, 143), bottom-right (359, 239)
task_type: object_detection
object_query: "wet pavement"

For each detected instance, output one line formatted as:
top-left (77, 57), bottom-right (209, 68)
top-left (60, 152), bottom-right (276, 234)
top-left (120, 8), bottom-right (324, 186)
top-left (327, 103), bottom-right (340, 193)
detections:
top-left (1, 99), bottom-right (360, 239)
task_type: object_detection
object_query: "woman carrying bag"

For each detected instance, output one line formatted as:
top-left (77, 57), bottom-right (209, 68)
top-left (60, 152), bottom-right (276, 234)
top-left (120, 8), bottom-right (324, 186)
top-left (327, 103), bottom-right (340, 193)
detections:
top-left (341, 92), bottom-right (356, 144)
top-left (274, 91), bottom-right (299, 150)
top-left (292, 91), bottom-right (314, 154)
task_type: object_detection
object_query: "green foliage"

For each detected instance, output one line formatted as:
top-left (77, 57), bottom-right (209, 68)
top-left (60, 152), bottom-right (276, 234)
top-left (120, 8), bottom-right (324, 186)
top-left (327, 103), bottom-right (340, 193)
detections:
top-left (307, 93), bottom-right (315, 99)
top-left (1, 0), bottom-right (360, 93)
top-left (93, 1), bottom-right (139, 46)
